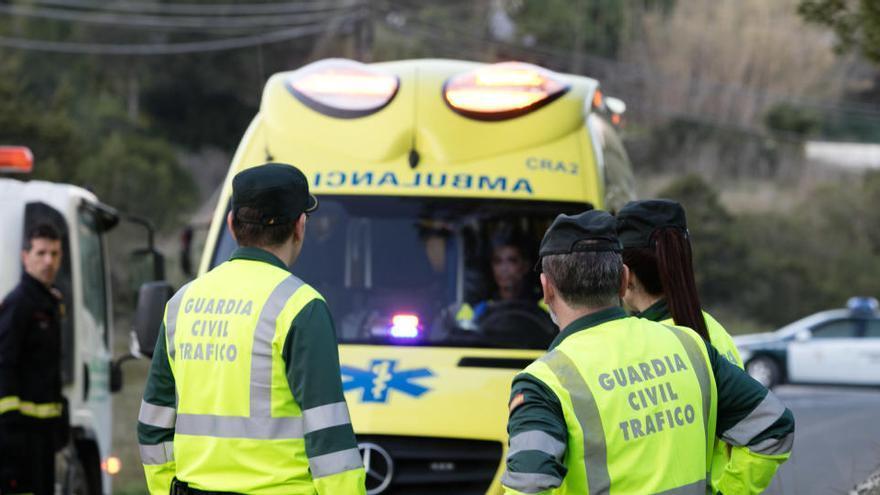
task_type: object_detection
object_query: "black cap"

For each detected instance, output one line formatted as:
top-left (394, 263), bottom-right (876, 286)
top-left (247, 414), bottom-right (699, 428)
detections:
top-left (616, 199), bottom-right (687, 249)
top-left (231, 163), bottom-right (318, 225)
top-left (538, 210), bottom-right (622, 263)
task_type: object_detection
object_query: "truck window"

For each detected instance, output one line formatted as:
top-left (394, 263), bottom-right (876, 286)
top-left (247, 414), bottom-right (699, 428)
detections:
top-left (212, 196), bottom-right (589, 350)
top-left (78, 207), bottom-right (109, 347)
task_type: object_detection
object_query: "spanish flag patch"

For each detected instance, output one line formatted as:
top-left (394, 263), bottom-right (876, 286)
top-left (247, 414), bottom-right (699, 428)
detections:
top-left (509, 392), bottom-right (525, 413)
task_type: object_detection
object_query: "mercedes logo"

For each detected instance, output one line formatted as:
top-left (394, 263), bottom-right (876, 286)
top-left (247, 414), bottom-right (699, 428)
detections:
top-left (358, 442), bottom-right (394, 494)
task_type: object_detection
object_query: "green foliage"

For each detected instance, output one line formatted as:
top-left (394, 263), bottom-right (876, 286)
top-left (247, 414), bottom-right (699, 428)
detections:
top-left (0, 50), bottom-right (196, 230)
top-left (0, 56), bottom-right (85, 183)
top-left (764, 102), bottom-right (821, 137)
top-left (657, 175), bottom-right (748, 307)
top-left (658, 173), bottom-right (880, 328)
top-left (799, 0), bottom-right (880, 63)
top-left (636, 118), bottom-right (791, 178)
top-left (77, 132), bottom-right (196, 228)
top-left (508, 0), bottom-right (626, 58)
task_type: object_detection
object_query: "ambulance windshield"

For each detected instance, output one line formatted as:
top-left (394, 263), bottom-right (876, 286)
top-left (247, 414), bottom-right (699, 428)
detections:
top-left (212, 195), bottom-right (589, 350)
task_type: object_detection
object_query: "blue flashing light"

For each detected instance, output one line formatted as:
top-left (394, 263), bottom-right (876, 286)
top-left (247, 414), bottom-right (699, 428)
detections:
top-left (389, 314), bottom-right (420, 339)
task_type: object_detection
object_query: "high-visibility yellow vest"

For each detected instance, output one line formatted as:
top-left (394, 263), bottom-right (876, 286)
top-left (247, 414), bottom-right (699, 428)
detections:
top-left (156, 258), bottom-right (352, 494)
top-left (662, 310), bottom-right (744, 494)
top-left (520, 316), bottom-right (717, 494)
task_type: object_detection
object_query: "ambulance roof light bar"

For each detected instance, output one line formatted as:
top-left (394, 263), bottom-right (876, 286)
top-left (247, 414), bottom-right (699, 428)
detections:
top-left (444, 62), bottom-right (569, 121)
top-left (0, 146), bottom-right (34, 174)
top-left (287, 58), bottom-right (400, 119)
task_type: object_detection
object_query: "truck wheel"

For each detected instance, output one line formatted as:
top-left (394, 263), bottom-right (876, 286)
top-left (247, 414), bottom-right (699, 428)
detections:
top-left (56, 440), bottom-right (102, 495)
top-left (56, 445), bottom-right (90, 495)
top-left (746, 356), bottom-right (781, 388)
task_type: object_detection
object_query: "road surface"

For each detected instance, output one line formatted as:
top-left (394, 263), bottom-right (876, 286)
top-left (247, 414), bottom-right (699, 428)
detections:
top-left (764, 385), bottom-right (880, 495)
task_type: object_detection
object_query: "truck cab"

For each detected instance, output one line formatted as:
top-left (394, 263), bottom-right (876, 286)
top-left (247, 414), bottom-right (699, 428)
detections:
top-left (0, 147), bottom-right (155, 494)
top-left (200, 59), bottom-right (636, 494)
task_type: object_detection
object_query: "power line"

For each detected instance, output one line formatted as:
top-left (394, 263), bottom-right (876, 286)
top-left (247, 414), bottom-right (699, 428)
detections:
top-left (0, 3), bottom-right (362, 30)
top-left (0, 19), bottom-right (347, 54)
top-left (24, 0), bottom-right (354, 15)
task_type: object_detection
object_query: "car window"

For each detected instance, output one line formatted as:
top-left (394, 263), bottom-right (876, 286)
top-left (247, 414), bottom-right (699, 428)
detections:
top-left (810, 319), bottom-right (860, 339)
top-left (864, 320), bottom-right (880, 338)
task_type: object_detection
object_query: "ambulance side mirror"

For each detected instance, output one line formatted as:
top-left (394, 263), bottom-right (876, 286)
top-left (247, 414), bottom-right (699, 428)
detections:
top-left (132, 281), bottom-right (174, 359)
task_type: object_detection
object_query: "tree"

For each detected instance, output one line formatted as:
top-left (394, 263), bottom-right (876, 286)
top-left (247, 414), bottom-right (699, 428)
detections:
top-left (799, 0), bottom-right (880, 63)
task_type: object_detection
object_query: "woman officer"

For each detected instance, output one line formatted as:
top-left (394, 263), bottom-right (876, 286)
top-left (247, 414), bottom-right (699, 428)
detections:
top-left (616, 198), bottom-right (744, 494)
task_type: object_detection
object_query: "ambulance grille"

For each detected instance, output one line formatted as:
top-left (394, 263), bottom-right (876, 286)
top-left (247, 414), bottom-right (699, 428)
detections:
top-left (357, 435), bottom-right (502, 495)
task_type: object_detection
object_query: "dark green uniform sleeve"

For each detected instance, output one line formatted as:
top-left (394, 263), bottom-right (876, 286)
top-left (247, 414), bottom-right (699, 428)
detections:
top-left (502, 373), bottom-right (568, 494)
top-left (138, 323), bottom-right (178, 495)
top-left (283, 298), bottom-right (362, 487)
top-left (705, 341), bottom-right (794, 453)
top-left (137, 323), bottom-right (177, 445)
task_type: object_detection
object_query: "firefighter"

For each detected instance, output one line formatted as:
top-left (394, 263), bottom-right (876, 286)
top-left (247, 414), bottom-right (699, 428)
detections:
top-left (137, 163), bottom-right (366, 494)
top-left (501, 210), bottom-right (794, 494)
top-left (0, 223), bottom-right (66, 495)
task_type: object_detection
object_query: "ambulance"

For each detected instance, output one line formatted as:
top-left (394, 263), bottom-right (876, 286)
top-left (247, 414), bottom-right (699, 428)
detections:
top-left (198, 59), bottom-right (635, 494)
top-left (0, 147), bottom-right (160, 494)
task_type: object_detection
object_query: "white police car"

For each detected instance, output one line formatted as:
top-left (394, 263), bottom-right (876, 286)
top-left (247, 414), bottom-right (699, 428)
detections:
top-left (735, 297), bottom-right (880, 388)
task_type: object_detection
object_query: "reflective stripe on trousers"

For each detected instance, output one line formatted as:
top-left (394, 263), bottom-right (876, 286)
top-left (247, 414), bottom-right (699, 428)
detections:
top-left (173, 276), bottom-right (305, 438)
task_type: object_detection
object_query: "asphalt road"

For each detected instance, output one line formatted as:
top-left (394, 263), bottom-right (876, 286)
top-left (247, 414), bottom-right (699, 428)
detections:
top-left (763, 385), bottom-right (880, 495)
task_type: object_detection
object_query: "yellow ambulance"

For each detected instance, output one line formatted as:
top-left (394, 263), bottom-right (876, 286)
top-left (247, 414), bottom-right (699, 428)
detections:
top-left (199, 58), bottom-right (635, 494)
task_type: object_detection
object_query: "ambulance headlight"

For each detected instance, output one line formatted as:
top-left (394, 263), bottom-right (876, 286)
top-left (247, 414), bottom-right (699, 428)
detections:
top-left (287, 59), bottom-right (399, 118)
top-left (443, 62), bottom-right (569, 121)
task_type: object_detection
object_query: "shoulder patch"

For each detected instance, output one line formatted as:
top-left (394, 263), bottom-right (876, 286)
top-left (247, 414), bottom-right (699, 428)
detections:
top-left (509, 392), bottom-right (526, 413)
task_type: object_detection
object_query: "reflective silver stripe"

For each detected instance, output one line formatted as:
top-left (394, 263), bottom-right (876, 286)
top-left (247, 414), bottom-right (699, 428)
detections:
top-left (165, 282), bottom-right (192, 360)
top-left (172, 276), bottom-right (307, 440)
top-left (652, 479), bottom-right (708, 495)
top-left (308, 448), bottom-right (363, 478)
top-left (303, 401), bottom-right (352, 434)
top-left (175, 413), bottom-right (303, 439)
top-left (501, 471), bottom-right (563, 494)
top-left (748, 432), bottom-right (794, 456)
top-left (250, 275), bottom-right (305, 417)
top-left (666, 326), bottom-right (713, 438)
top-left (138, 400), bottom-right (176, 429)
top-left (543, 350), bottom-right (610, 495)
top-left (139, 442), bottom-right (174, 465)
top-left (722, 392), bottom-right (787, 446)
top-left (507, 430), bottom-right (566, 460)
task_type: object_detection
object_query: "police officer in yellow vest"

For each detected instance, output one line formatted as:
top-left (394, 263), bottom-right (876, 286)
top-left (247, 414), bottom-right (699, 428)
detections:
top-left (616, 199), bottom-right (749, 493)
top-left (137, 163), bottom-right (366, 495)
top-left (502, 210), bottom-right (794, 494)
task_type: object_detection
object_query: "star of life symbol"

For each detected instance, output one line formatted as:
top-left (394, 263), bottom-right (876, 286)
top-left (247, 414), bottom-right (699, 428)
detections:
top-left (341, 359), bottom-right (433, 403)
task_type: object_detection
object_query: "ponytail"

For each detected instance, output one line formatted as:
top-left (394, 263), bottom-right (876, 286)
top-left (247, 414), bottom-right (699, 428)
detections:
top-left (653, 228), bottom-right (709, 341)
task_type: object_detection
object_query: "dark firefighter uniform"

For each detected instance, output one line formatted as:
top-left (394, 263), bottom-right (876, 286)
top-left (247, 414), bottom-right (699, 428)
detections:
top-left (0, 272), bottom-right (66, 495)
top-left (137, 164), bottom-right (365, 495)
top-left (502, 211), bottom-right (795, 494)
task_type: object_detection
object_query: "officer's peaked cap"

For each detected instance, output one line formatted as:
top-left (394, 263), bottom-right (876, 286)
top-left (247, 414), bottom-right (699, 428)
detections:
top-left (616, 199), bottom-right (687, 249)
top-left (538, 210), bottom-right (622, 261)
top-left (232, 163), bottom-right (318, 225)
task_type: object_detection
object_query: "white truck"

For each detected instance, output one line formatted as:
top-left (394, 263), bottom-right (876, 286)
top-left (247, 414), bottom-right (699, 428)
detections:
top-left (0, 146), bottom-right (164, 494)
